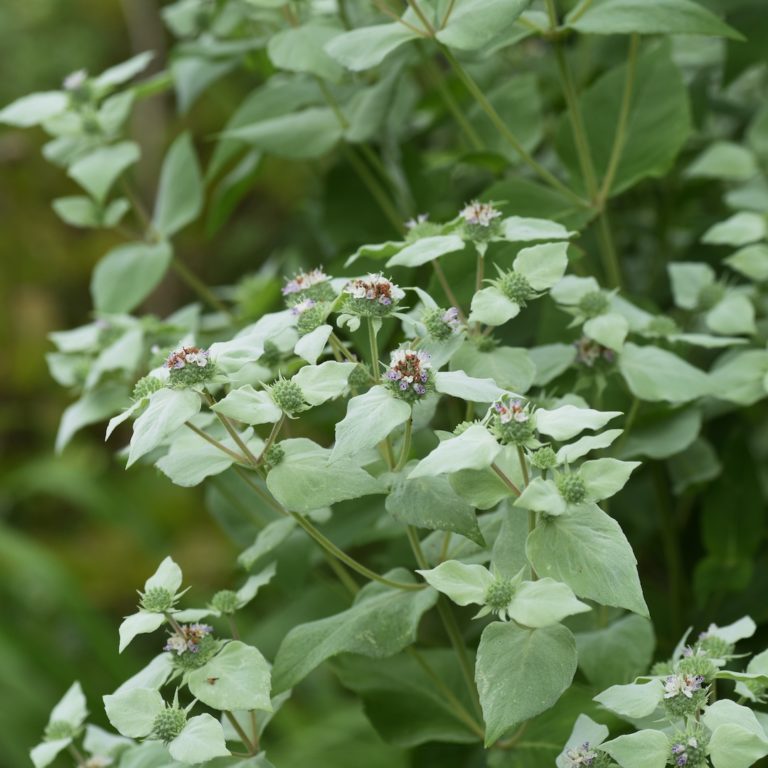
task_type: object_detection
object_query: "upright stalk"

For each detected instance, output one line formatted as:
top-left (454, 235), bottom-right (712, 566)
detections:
top-left (367, 317), bottom-right (380, 376)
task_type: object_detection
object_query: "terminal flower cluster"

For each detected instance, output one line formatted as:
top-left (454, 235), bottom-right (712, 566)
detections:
top-left (384, 349), bottom-right (433, 401)
top-left (164, 623), bottom-right (214, 655)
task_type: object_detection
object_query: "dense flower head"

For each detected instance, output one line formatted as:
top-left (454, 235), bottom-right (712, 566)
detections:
top-left (578, 290), bottom-right (610, 318)
top-left (423, 306), bottom-right (462, 340)
top-left (453, 420), bottom-right (478, 436)
top-left (677, 651), bottom-right (717, 681)
top-left (557, 472), bottom-right (588, 505)
top-left (484, 577), bottom-right (515, 620)
top-left (530, 446), bottom-right (558, 471)
top-left (211, 589), bottom-right (239, 615)
top-left (269, 377), bottom-right (307, 415)
top-left (263, 442), bottom-right (285, 469)
top-left (282, 268), bottom-right (332, 300)
top-left (343, 273), bottom-right (405, 316)
top-left (563, 742), bottom-right (598, 766)
top-left (385, 349), bottom-right (434, 402)
top-left (460, 201), bottom-right (502, 228)
top-left (573, 337), bottom-right (614, 368)
top-left (496, 270), bottom-right (535, 305)
top-left (132, 375), bottom-right (165, 401)
top-left (166, 346), bottom-right (215, 386)
top-left (663, 673), bottom-right (708, 717)
top-left (152, 704), bottom-right (187, 743)
top-left (164, 623), bottom-right (213, 655)
top-left (292, 299), bottom-right (329, 336)
top-left (695, 630), bottom-right (734, 660)
top-left (669, 727), bottom-right (708, 768)
top-left (140, 586), bottom-right (177, 613)
top-left (489, 398), bottom-right (535, 445)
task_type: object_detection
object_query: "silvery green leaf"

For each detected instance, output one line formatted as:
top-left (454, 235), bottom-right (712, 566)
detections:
top-left (386, 235), bottom-right (465, 267)
top-left (702, 212), bottom-right (767, 246)
top-left (611, 294), bottom-right (654, 330)
top-left (513, 242), bottom-right (569, 291)
top-left (706, 293), bottom-right (756, 336)
top-left (188, 641), bottom-right (272, 712)
top-left (267, 23), bottom-right (344, 82)
top-left (49, 681), bottom-right (88, 726)
top-left (212, 386), bottom-right (281, 425)
top-left (238, 518), bottom-right (296, 570)
top-left (593, 680), bottom-right (663, 719)
top-left (705, 616), bottom-right (756, 644)
top-left (118, 611), bottom-right (165, 654)
top-left (345, 240), bottom-right (403, 267)
top-left (416, 561), bottom-right (493, 606)
top-left (550, 275), bottom-right (600, 305)
top-left (53, 196), bottom-right (101, 228)
top-left (56, 384), bottom-right (130, 453)
top-left (68, 141), bottom-right (140, 203)
top-left (584, 312), bottom-right (628, 351)
top-left (85, 328), bottom-right (144, 390)
top-left (272, 570), bottom-right (437, 691)
top-left (708, 724), bottom-right (768, 768)
top-left (95, 51), bottom-right (154, 88)
top-left (113, 653), bottom-right (174, 694)
top-left (451, 343), bottom-right (535, 392)
top-left (103, 687), bottom-right (164, 738)
top-left (581, 458), bottom-right (640, 500)
top-left (600, 730), bottom-right (670, 768)
top-left (476, 622), bottom-right (577, 746)
top-left (332, 386), bottom-right (411, 459)
top-left (168, 714), bottom-right (230, 764)
top-left (556, 715), bottom-right (609, 768)
top-left (325, 23), bottom-right (421, 71)
top-left (0, 91), bottom-right (68, 127)
top-left (513, 477), bottom-right (567, 516)
top-left (726, 243), bottom-right (768, 282)
top-left (535, 405), bottom-right (622, 441)
top-left (668, 262), bottom-right (715, 309)
top-left (668, 332), bottom-right (747, 348)
top-left (710, 350), bottom-right (768, 405)
top-left (293, 361), bottom-right (356, 405)
top-left (469, 286), bottom-right (520, 326)
top-left (509, 579), bottom-right (590, 628)
top-left (703, 699), bottom-right (767, 736)
top-left (436, 0), bottom-right (530, 51)
top-left (145, 556), bottom-right (184, 594)
top-left (500, 216), bottom-right (575, 243)
top-left (619, 343), bottom-right (710, 403)
top-left (30, 739), bottom-right (71, 768)
top-left (557, 429), bottom-right (623, 464)
top-left (527, 503), bottom-right (648, 616)
top-left (686, 141), bottom-right (757, 181)
top-left (269, 438), bottom-right (384, 512)
top-left (49, 323), bottom-right (101, 353)
top-left (294, 324), bottom-right (332, 364)
top-left (530, 343), bottom-right (577, 386)
top-left (127, 389), bottom-right (202, 467)
top-left (408, 425), bottom-right (502, 479)
top-left (434, 370), bottom-right (505, 402)
top-left (152, 132), bottom-right (203, 238)
top-left (236, 562), bottom-right (277, 607)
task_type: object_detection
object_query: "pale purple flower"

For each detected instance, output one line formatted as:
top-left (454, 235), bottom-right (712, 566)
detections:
top-left (460, 201), bottom-right (502, 227)
top-left (282, 268), bottom-right (330, 296)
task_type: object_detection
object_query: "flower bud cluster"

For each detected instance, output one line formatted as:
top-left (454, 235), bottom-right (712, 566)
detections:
top-left (385, 349), bottom-right (434, 403)
top-left (132, 375), bottom-right (165, 401)
top-left (496, 270), bottom-right (535, 306)
top-left (489, 398), bottom-right (534, 445)
top-left (530, 446), bottom-right (558, 471)
top-left (578, 291), bottom-right (610, 318)
top-left (484, 578), bottom-right (515, 620)
top-left (423, 306), bottom-right (461, 341)
top-left (151, 704), bottom-right (187, 743)
top-left (140, 586), bottom-right (177, 613)
top-left (269, 377), bottom-right (307, 416)
top-left (694, 631), bottom-right (734, 660)
top-left (282, 268), bottom-right (335, 304)
top-left (211, 589), bottom-right (239, 615)
top-left (343, 273), bottom-right (405, 317)
top-left (291, 298), bottom-right (329, 336)
top-left (166, 346), bottom-right (214, 386)
top-left (263, 442), bottom-right (285, 469)
top-left (557, 472), bottom-right (588, 505)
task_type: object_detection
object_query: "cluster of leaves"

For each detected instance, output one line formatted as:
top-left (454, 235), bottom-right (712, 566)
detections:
top-left (6, 0), bottom-right (768, 765)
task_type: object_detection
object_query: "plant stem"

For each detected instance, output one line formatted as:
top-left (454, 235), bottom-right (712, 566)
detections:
top-left (184, 422), bottom-right (248, 464)
top-left (204, 394), bottom-right (262, 467)
top-left (329, 332), bottom-right (359, 363)
top-left (568, 0), bottom-right (594, 24)
top-left (516, 446), bottom-right (530, 487)
top-left (228, 615), bottom-right (240, 641)
top-left (406, 647), bottom-right (485, 737)
top-left (475, 247), bottom-right (484, 295)
top-left (225, 711), bottom-right (257, 754)
top-left (418, 45), bottom-right (484, 151)
top-left (405, 526), bottom-right (483, 718)
top-left (367, 317), bottom-right (380, 376)
top-left (406, 0), bottom-right (435, 34)
top-left (595, 208), bottom-right (622, 289)
top-left (395, 417), bottom-right (413, 471)
top-left (431, 260), bottom-right (466, 321)
top-left (440, 46), bottom-right (587, 207)
top-left (439, 0), bottom-right (456, 28)
top-left (491, 463), bottom-right (522, 496)
top-left (170, 257), bottom-right (231, 315)
top-left (257, 416), bottom-right (284, 463)
top-left (439, 531), bottom-right (452, 562)
top-left (598, 34), bottom-right (639, 205)
top-left (68, 744), bottom-right (87, 767)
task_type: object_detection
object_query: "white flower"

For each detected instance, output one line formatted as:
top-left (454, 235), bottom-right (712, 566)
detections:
top-left (282, 268), bottom-right (330, 295)
top-left (344, 273), bottom-right (405, 306)
top-left (290, 298), bottom-right (316, 316)
top-left (459, 201), bottom-right (502, 227)
top-left (405, 213), bottom-right (429, 230)
top-left (664, 673), bottom-right (705, 699)
top-left (63, 69), bottom-right (88, 91)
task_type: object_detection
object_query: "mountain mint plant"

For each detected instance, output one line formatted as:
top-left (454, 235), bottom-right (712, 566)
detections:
top-left (7, 0), bottom-right (768, 766)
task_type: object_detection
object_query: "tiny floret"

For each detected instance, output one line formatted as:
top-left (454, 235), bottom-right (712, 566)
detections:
top-left (489, 398), bottom-right (534, 446)
top-left (669, 727), bottom-right (709, 768)
top-left (563, 742), bottom-right (598, 767)
top-left (663, 673), bottom-right (708, 717)
top-left (166, 346), bottom-right (215, 387)
top-left (384, 349), bottom-right (434, 403)
top-left (664, 673), bottom-right (706, 700)
top-left (163, 623), bottom-right (213, 655)
top-left (574, 337), bottom-right (614, 368)
top-left (405, 213), bottom-right (429, 230)
top-left (423, 306), bottom-right (462, 340)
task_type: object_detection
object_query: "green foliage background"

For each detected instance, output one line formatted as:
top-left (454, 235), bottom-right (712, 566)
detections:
top-left (3, 0), bottom-right (768, 766)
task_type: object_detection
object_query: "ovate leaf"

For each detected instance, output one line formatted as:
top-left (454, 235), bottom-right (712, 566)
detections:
top-left (152, 132), bottom-right (203, 237)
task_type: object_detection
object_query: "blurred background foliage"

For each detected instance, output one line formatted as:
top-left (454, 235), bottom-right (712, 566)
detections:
top-left (2, 0), bottom-right (768, 766)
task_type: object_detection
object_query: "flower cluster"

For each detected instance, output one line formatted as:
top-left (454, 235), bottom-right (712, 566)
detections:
top-left (482, 577), bottom-right (516, 621)
top-left (282, 268), bottom-right (335, 303)
top-left (663, 673), bottom-right (708, 717)
top-left (423, 306), bottom-right (461, 340)
top-left (166, 346), bottom-right (214, 386)
top-left (269, 377), bottom-right (307, 416)
top-left (695, 629), bottom-right (735, 660)
top-left (578, 290), bottom-right (610, 318)
top-left (164, 623), bottom-right (213, 655)
top-left (384, 349), bottom-right (434, 402)
top-left (669, 728), bottom-right (708, 768)
top-left (290, 297), bottom-right (328, 336)
top-left (132, 374), bottom-right (164, 401)
top-left (495, 270), bottom-right (535, 306)
top-left (573, 337), bottom-right (615, 368)
top-left (557, 471), bottom-right (588, 505)
top-left (563, 742), bottom-right (599, 767)
top-left (460, 201), bottom-right (502, 228)
top-left (489, 398), bottom-right (535, 445)
top-left (344, 273), bottom-right (405, 316)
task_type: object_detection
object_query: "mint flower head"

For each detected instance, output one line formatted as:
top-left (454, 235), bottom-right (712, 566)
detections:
top-left (343, 273), bottom-right (405, 317)
top-left (573, 336), bottom-right (614, 368)
top-left (166, 346), bottom-right (215, 387)
top-left (460, 201), bottom-right (502, 228)
top-left (423, 306), bottom-right (462, 341)
top-left (164, 623), bottom-right (217, 670)
top-left (669, 726), bottom-right (709, 768)
top-left (291, 297), bottom-right (329, 336)
top-left (30, 682), bottom-right (88, 768)
top-left (563, 742), bottom-right (599, 767)
top-left (384, 349), bottom-right (434, 402)
top-left (663, 672), bottom-right (708, 717)
top-left (489, 397), bottom-right (535, 446)
top-left (282, 267), bottom-right (335, 303)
